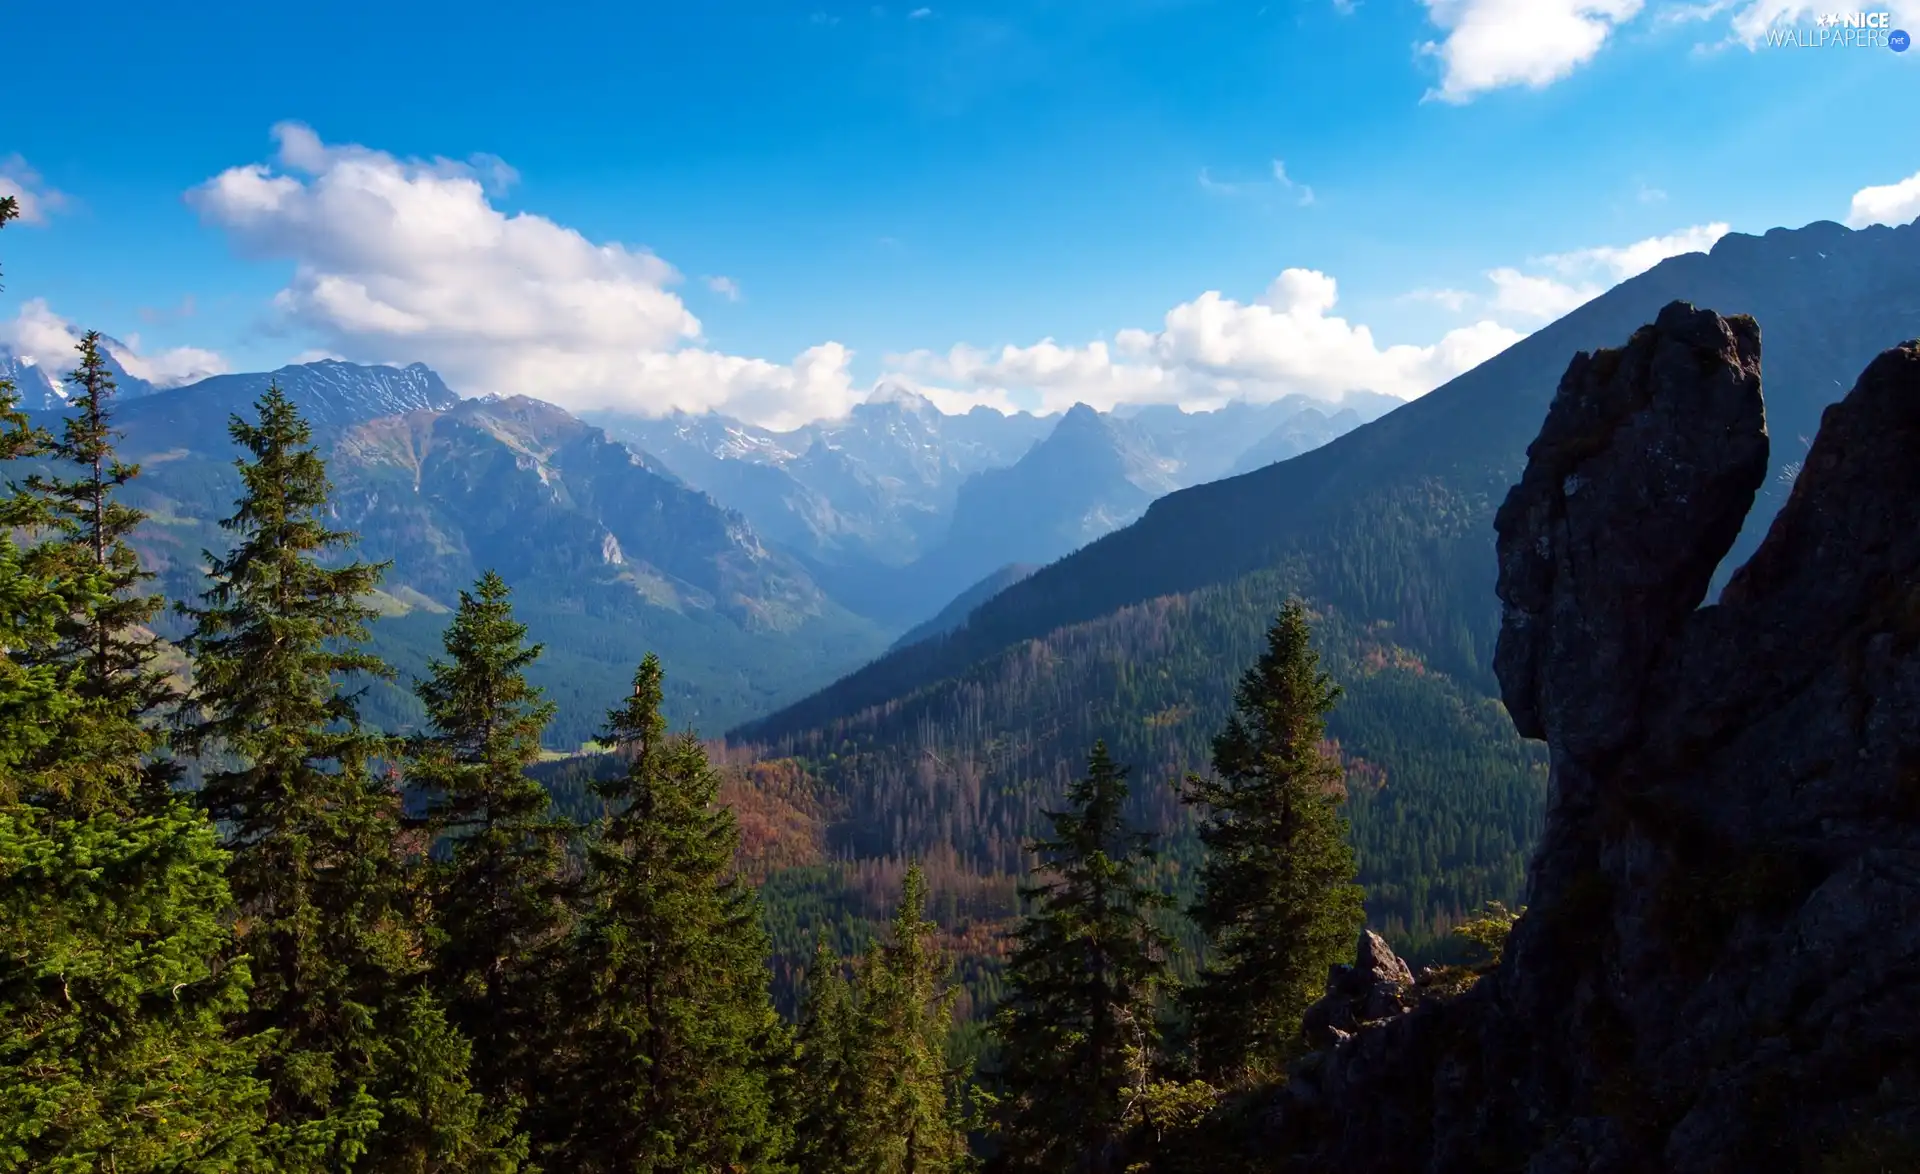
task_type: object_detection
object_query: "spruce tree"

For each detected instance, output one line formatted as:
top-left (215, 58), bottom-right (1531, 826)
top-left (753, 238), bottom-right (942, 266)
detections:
top-left (791, 942), bottom-right (861, 1172)
top-left (989, 742), bottom-right (1173, 1174)
top-left (176, 385), bottom-right (514, 1171)
top-left (860, 864), bottom-right (975, 1174)
top-left (0, 200), bottom-right (272, 1172)
top-left (542, 653), bottom-right (789, 1172)
top-left (409, 570), bottom-right (569, 1117)
top-left (6, 332), bottom-right (176, 815)
top-left (792, 866), bottom-right (977, 1174)
top-left (22, 333), bottom-right (174, 728)
top-left (1179, 601), bottom-right (1365, 1083)
top-left (0, 803), bottom-right (271, 1171)
top-left (360, 988), bottom-right (529, 1174)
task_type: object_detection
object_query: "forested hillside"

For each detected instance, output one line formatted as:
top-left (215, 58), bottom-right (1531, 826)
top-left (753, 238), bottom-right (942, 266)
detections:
top-left (0, 223), bottom-right (1407, 1167)
top-left (12, 369), bottom-right (892, 744)
top-left (728, 218), bottom-right (1920, 977)
top-left (745, 219), bottom-right (1920, 743)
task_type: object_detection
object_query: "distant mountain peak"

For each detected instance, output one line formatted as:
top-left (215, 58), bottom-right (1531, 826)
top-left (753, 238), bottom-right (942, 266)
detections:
top-left (863, 380), bottom-right (937, 414)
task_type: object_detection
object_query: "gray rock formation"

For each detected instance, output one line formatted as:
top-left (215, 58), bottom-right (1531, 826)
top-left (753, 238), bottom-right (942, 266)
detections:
top-left (1260, 302), bottom-right (1920, 1172)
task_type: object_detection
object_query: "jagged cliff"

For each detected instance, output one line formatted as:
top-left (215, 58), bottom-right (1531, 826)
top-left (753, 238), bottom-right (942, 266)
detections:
top-left (1263, 303), bottom-right (1920, 1172)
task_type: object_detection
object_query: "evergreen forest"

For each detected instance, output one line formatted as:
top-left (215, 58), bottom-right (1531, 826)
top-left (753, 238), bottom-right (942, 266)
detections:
top-left (0, 200), bottom-right (1527, 1171)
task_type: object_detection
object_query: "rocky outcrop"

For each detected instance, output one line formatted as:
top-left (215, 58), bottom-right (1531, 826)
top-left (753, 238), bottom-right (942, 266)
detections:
top-left (1298, 930), bottom-right (1416, 1052)
top-left (1261, 302), bottom-right (1920, 1172)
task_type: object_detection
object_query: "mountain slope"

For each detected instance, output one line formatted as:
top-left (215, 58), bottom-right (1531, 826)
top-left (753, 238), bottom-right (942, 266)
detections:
top-left (3, 339), bottom-right (160, 409)
top-left (741, 219), bottom-right (1920, 742)
top-left (19, 361), bottom-right (889, 745)
top-left (590, 386), bottom-right (1052, 571)
top-left (903, 402), bottom-right (1174, 593)
top-left (724, 218), bottom-right (1920, 960)
top-left (1222, 404), bottom-right (1364, 477)
top-left (888, 562), bottom-right (1039, 652)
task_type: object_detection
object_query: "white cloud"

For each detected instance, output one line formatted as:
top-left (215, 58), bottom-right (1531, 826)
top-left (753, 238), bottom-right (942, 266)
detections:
top-left (0, 156), bottom-right (69, 226)
top-left (1539, 221), bottom-right (1729, 279)
top-left (1419, 0), bottom-right (1644, 102)
top-left (909, 6), bottom-right (933, 15)
top-left (1475, 222), bottom-right (1727, 320)
top-left (706, 275), bottom-right (743, 301)
top-left (189, 124), bottom-right (861, 429)
top-left (1637, 182), bottom-right (1668, 204)
top-left (885, 269), bottom-right (1523, 413)
top-left (0, 299), bottom-right (230, 389)
top-left (1198, 167), bottom-right (1247, 196)
top-left (891, 222), bottom-right (1743, 414)
top-left (1199, 159), bottom-right (1315, 205)
top-left (1487, 268), bottom-right (1602, 319)
top-left (1272, 160), bottom-right (1316, 207)
top-left (1846, 169), bottom-right (1920, 229)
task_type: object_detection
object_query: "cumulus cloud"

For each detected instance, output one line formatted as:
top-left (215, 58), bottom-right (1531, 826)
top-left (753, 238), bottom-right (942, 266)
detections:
top-left (1419, 0), bottom-right (1644, 102)
top-left (1539, 222), bottom-right (1730, 280)
top-left (0, 156), bottom-right (69, 226)
top-left (893, 221), bottom-right (1735, 413)
top-left (188, 123), bottom-right (860, 429)
top-left (885, 269), bottom-right (1524, 413)
top-left (1479, 222), bottom-right (1727, 319)
top-left (706, 275), bottom-right (743, 301)
top-left (1487, 268), bottom-right (1601, 319)
top-left (1, 299), bottom-right (229, 389)
top-left (1846, 169), bottom-right (1920, 229)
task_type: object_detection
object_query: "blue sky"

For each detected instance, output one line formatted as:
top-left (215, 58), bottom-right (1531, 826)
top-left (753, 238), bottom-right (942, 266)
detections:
top-left (2, 0), bottom-right (1916, 425)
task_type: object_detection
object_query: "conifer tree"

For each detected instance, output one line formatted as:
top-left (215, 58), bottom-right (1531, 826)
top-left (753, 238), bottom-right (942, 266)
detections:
top-left (792, 866), bottom-right (978, 1174)
top-left (360, 988), bottom-right (529, 1174)
top-left (176, 385), bottom-right (515, 1171)
top-left (861, 864), bottom-right (976, 1174)
top-left (1179, 601), bottom-right (1365, 1083)
top-left (791, 942), bottom-right (862, 1172)
top-left (409, 570), bottom-right (569, 1115)
top-left (22, 333), bottom-right (173, 729)
top-left (542, 653), bottom-right (790, 1172)
top-left (0, 802), bottom-right (272, 1171)
top-left (5, 332), bottom-right (176, 815)
top-left (0, 194), bottom-right (272, 1172)
top-left (989, 742), bottom-right (1173, 1174)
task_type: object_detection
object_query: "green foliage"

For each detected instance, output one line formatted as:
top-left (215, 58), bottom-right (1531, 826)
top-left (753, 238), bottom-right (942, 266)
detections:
top-left (361, 988), bottom-right (528, 1174)
top-left (989, 743), bottom-right (1175, 1174)
top-left (792, 864), bottom-right (980, 1173)
top-left (539, 654), bottom-right (790, 1172)
top-left (1179, 602), bottom-right (1366, 1083)
top-left (0, 211), bottom-right (272, 1173)
top-left (0, 803), bottom-right (270, 1173)
top-left (1453, 901), bottom-right (1521, 963)
top-left (174, 385), bottom-right (496, 1170)
top-left (409, 571), bottom-right (570, 1119)
top-left (4, 331), bottom-right (176, 819)
top-left (20, 333), bottom-right (175, 748)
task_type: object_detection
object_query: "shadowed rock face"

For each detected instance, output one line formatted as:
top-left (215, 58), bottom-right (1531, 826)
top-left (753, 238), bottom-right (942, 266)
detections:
top-left (1263, 302), bottom-right (1920, 1173)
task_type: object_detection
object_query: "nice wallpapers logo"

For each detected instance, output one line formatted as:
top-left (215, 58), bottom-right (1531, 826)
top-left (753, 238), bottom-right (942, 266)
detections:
top-left (1767, 11), bottom-right (1912, 49)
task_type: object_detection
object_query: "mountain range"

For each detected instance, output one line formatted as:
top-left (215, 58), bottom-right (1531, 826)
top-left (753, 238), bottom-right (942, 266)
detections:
top-left (3, 343), bottom-right (1395, 748)
top-left (12, 359), bottom-right (888, 746)
top-left (729, 216), bottom-right (1920, 963)
top-left (4, 336), bottom-right (162, 409)
top-left (599, 385), bottom-right (1398, 625)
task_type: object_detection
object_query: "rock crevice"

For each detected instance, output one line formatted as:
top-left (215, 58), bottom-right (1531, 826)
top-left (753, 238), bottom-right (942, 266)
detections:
top-left (1264, 302), bottom-right (1920, 1173)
